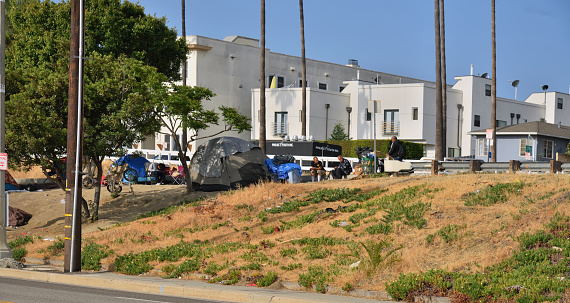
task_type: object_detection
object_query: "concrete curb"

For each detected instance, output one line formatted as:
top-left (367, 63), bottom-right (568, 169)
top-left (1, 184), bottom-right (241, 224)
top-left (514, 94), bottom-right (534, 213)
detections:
top-left (0, 266), bottom-right (397, 303)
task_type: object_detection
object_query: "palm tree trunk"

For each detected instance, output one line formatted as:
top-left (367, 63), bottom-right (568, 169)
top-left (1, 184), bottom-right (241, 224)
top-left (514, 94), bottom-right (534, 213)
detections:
top-left (434, 0), bottom-right (444, 161)
top-left (299, 0), bottom-right (307, 137)
top-left (491, 0), bottom-right (497, 162)
top-left (259, 0), bottom-right (266, 153)
top-left (440, 0), bottom-right (447, 157)
top-left (181, 0), bottom-right (188, 161)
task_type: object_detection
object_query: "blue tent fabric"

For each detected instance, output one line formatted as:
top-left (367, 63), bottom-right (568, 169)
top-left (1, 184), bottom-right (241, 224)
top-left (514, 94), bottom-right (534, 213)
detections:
top-left (113, 155), bottom-right (149, 180)
top-left (5, 184), bottom-right (19, 191)
top-left (264, 159), bottom-right (301, 180)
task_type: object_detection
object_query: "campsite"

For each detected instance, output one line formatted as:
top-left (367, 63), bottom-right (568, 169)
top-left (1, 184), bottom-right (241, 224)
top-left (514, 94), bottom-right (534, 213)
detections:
top-left (6, 170), bottom-right (570, 301)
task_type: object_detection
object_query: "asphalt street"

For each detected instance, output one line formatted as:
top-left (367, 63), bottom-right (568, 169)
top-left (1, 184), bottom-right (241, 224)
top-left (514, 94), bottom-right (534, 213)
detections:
top-left (0, 276), bottom-right (228, 303)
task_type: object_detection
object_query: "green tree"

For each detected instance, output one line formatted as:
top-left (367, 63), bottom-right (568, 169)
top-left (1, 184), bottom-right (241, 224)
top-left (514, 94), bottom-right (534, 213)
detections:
top-left (82, 53), bottom-right (167, 220)
top-left (329, 123), bottom-right (350, 141)
top-left (157, 85), bottom-right (252, 193)
top-left (5, 0), bottom-right (186, 220)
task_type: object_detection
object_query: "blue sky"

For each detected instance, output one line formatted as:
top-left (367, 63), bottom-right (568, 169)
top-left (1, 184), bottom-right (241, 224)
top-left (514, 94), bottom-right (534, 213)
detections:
top-left (133, 0), bottom-right (569, 100)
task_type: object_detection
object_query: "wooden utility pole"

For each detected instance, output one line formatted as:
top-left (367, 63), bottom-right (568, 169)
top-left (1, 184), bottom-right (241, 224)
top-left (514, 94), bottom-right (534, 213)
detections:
top-left (64, 0), bottom-right (84, 272)
top-left (0, 0), bottom-right (12, 259)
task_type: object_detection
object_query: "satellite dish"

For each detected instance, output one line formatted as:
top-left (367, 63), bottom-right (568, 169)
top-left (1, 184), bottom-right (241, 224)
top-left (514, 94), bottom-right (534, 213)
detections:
top-left (481, 73), bottom-right (488, 78)
top-left (542, 85), bottom-right (549, 91)
top-left (511, 80), bottom-right (519, 87)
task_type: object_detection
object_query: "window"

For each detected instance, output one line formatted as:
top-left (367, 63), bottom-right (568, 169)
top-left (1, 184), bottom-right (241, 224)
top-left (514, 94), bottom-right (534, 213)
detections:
top-left (496, 120), bottom-right (507, 127)
top-left (274, 112), bottom-right (288, 135)
top-left (412, 107), bottom-right (419, 120)
top-left (171, 135), bottom-right (180, 152)
top-left (542, 140), bottom-right (553, 158)
top-left (365, 109), bottom-right (371, 121)
top-left (477, 138), bottom-right (488, 156)
top-left (318, 82), bottom-right (328, 90)
top-left (269, 75), bottom-right (285, 88)
top-left (383, 110), bottom-right (399, 134)
top-left (474, 115), bottom-right (481, 127)
top-left (298, 79), bottom-right (308, 88)
top-left (558, 98), bottom-right (563, 109)
top-left (485, 84), bottom-right (491, 96)
top-left (447, 148), bottom-right (459, 157)
top-left (519, 138), bottom-right (528, 157)
top-left (339, 85), bottom-right (346, 92)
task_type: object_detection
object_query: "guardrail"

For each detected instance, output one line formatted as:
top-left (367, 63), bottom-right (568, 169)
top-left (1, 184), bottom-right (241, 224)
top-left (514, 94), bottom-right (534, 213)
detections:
top-left (417, 160), bottom-right (569, 175)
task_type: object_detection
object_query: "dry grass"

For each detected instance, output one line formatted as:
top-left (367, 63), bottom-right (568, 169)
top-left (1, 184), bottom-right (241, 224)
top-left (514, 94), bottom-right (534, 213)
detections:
top-left (18, 172), bottom-right (570, 292)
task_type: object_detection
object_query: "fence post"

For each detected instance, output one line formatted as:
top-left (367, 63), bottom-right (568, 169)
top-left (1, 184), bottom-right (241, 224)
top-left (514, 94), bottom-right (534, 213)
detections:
top-left (431, 160), bottom-right (439, 176)
top-left (550, 160), bottom-right (562, 174)
top-left (469, 160), bottom-right (481, 173)
top-left (509, 160), bottom-right (521, 173)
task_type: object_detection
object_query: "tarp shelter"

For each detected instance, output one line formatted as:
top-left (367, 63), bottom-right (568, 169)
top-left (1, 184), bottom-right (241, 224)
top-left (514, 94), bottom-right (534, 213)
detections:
top-left (5, 171), bottom-right (20, 191)
top-left (191, 137), bottom-right (269, 191)
top-left (113, 155), bottom-right (150, 183)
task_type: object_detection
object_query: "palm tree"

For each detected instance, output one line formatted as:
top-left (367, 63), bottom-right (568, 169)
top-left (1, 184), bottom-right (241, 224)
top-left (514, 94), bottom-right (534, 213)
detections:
top-left (434, 0), bottom-right (444, 161)
top-left (491, 0), bottom-right (497, 162)
top-left (181, 0), bottom-right (188, 159)
top-left (440, 0), bottom-right (447, 156)
top-left (259, 0), bottom-right (266, 153)
top-left (299, 0), bottom-right (306, 137)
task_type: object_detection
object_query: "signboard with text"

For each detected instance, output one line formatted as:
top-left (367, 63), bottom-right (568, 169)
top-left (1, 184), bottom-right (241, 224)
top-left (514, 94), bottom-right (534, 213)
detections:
top-left (0, 153), bottom-right (7, 171)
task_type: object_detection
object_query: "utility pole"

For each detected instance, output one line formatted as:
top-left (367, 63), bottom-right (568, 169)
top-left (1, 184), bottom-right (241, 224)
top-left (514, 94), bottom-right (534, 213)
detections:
top-left (181, 0), bottom-right (187, 157)
top-left (0, 0), bottom-right (12, 260)
top-left (64, 0), bottom-right (84, 272)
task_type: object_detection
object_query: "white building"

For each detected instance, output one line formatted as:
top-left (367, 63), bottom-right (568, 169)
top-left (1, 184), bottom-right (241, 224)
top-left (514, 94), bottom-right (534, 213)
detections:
top-left (253, 75), bottom-right (570, 159)
top-left (136, 35), bottom-right (569, 160)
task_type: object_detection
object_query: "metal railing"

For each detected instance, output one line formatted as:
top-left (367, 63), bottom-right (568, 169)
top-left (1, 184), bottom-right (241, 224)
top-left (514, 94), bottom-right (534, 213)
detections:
top-left (381, 121), bottom-right (400, 135)
top-left (412, 160), bottom-right (570, 174)
top-left (271, 122), bottom-right (289, 136)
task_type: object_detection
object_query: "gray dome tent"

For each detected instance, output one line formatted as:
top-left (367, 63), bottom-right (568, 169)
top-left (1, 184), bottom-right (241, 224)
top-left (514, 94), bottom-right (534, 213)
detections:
top-left (190, 137), bottom-right (269, 191)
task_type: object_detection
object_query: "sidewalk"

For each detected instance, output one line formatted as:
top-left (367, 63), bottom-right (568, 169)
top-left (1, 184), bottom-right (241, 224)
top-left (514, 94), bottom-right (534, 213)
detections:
top-left (0, 262), bottom-right (398, 303)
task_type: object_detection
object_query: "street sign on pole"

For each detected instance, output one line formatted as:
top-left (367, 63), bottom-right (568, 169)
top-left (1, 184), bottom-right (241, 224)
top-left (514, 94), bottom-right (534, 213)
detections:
top-left (0, 153), bottom-right (7, 170)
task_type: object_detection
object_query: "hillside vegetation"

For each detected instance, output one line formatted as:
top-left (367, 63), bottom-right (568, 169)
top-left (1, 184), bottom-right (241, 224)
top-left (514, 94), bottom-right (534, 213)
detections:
top-left (11, 173), bottom-right (570, 302)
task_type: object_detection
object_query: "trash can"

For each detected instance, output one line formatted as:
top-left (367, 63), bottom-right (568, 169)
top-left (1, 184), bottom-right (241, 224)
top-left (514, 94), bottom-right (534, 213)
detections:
top-left (287, 169), bottom-right (300, 184)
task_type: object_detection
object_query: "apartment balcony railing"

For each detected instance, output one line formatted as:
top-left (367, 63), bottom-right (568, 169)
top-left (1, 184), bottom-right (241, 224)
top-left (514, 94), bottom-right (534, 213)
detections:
top-left (381, 121), bottom-right (400, 135)
top-left (272, 122), bottom-right (289, 136)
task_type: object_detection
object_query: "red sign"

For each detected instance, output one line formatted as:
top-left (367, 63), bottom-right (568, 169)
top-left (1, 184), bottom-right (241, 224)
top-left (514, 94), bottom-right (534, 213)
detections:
top-left (0, 153), bottom-right (7, 171)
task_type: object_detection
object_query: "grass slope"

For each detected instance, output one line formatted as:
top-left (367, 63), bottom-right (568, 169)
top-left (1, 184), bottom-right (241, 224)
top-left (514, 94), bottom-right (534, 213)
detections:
top-left (12, 173), bottom-right (570, 302)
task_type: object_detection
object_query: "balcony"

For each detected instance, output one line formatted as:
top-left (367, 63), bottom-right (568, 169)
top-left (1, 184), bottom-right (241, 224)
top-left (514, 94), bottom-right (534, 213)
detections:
top-left (272, 122), bottom-right (289, 136)
top-left (381, 121), bottom-right (400, 135)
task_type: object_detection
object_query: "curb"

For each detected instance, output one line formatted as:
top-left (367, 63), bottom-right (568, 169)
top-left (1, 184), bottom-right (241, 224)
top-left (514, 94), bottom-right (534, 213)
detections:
top-left (0, 266), bottom-right (397, 303)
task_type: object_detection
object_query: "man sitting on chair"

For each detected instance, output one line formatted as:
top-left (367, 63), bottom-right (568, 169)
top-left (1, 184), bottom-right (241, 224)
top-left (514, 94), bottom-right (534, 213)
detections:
top-left (332, 155), bottom-right (352, 179)
top-left (310, 157), bottom-right (326, 182)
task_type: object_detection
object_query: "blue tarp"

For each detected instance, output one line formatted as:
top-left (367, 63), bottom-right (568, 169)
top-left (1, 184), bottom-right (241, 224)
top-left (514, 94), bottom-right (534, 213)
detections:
top-left (265, 159), bottom-right (301, 180)
top-left (113, 155), bottom-right (150, 182)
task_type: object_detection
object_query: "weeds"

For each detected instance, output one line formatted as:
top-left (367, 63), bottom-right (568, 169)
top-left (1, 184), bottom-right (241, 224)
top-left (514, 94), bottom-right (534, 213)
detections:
top-left (464, 181), bottom-right (524, 206)
top-left (360, 239), bottom-right (403, 277)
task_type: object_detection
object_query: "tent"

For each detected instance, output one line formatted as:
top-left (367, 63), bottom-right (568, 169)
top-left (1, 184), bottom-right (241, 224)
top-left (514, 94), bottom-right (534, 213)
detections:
top-left (110, 155), bottom-right (150, 183)
top-left (190, 137), bottom-right (269, 191)
top-left (5, 171), bottom-right (20, 191)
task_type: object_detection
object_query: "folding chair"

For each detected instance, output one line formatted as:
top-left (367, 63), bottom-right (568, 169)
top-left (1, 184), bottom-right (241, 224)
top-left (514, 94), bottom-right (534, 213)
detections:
top-left (170, 165), bottom-right (185, 185)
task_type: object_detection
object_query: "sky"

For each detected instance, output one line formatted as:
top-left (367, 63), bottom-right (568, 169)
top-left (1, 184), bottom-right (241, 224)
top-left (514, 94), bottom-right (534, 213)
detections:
top-left (133, 0), bottom-right (569, 101)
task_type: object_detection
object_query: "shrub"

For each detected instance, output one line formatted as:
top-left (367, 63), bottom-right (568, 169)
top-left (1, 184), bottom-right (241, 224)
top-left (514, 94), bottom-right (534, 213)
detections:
top-left (82, 242), bottom-right (113, 271)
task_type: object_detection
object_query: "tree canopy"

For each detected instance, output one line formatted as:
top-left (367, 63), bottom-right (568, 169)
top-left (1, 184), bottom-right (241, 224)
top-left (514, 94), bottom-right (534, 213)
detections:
top-left (329, 123), bottom-right (350, 141)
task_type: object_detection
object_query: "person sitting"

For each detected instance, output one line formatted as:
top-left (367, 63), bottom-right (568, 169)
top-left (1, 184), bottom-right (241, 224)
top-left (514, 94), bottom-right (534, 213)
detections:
top-left (332, 155), bottom-right (352, 179)
top-left (148, 162), bottom-right (166, 185)
top-left (310, 157), bottom-right (326, 182)
top-left (386, 136), bottom-right (405, 161)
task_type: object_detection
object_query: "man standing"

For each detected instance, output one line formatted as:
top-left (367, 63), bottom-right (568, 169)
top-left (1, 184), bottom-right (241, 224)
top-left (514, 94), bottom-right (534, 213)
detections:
top-left (332, 155), bottom-right (352, 179)
top-left (387, 136), bottom-right (405, 161)
top-left (310, 157), bottom-right (326, 182)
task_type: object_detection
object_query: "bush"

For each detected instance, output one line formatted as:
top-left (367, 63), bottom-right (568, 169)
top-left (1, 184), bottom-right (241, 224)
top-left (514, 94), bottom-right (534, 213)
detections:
top-left (82, 242), bottom-right (113, 271)
top-left (325, 139), bottom-right (424, 159)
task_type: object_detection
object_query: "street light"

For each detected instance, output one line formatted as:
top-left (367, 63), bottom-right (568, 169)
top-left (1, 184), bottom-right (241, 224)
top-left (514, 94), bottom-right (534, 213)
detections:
top-left (509, 80), bottom-right (519, 100)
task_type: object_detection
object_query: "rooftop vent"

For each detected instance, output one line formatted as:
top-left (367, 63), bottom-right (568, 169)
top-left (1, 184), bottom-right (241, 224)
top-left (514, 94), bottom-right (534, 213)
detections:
top-left (347, 59), bottom-right (359, 68)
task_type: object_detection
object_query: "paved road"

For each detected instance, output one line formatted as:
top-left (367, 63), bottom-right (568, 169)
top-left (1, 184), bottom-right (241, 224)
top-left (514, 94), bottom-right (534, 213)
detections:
top-left (0, 277), bottom-right (227, 303)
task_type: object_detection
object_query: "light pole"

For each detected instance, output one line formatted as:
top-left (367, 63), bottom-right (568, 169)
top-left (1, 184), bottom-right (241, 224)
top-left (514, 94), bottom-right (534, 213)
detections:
top-left (346, 107), bottom-right (352, 139)
top-left (324, 104), bottom-right (330, 140)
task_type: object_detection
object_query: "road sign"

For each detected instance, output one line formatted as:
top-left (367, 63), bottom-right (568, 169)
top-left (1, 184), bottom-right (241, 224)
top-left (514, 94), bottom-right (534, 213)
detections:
top-left (525, 145), bottom-right (532, 153)
top-left (0, 153), bottom-right (7, 171)
top-left (486, 129), bottom-right (493, 139)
